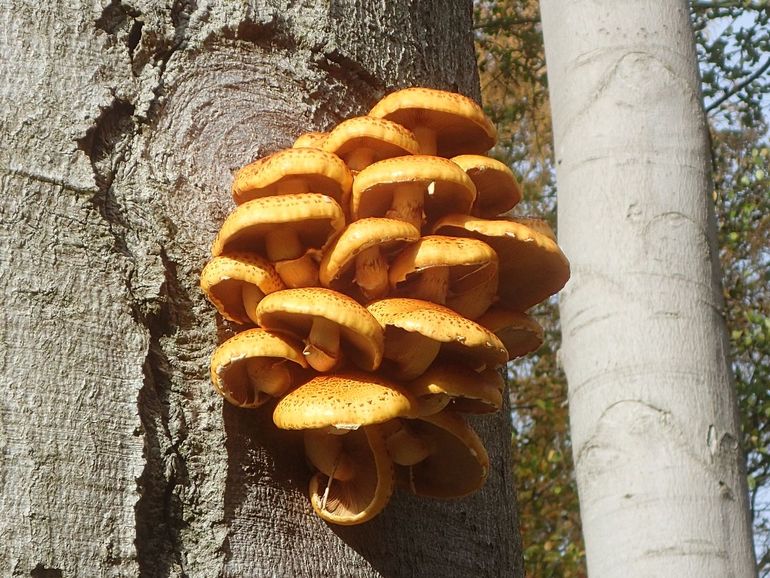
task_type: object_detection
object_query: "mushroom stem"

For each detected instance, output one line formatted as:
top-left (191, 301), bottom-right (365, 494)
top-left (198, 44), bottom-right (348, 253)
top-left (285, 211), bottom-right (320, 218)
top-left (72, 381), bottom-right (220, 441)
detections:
top-left (265, 228), bottom-right (303, 262)
top-left (241, 283), bottom-right (266, 325)
top-left (304, 316), bottom-right (341, 372)
top-left (386, 183), bottom-right (425, 230)
top-left (412, 125), bottom-right (437, 156)
top-left (385, 330), bottom-right (441, 380)
top-left (381, 419), bottom-right (431, 466)
top-left (354, 246), bottom-right (390, 301)
top-left (344, 148), bottom-right (377, 172)
top-left (407, 267), bottom-right (450, 304)
top-left (275, 178), bottom-right (311, 196)
top-left (244, 357), bottom-right (293, 398)
top-left (304, 429), bottom-right (355, 481)
top-left (275, 254), bottom-right (320, 288)
top-left (265, 229), bottom-right (319, 287)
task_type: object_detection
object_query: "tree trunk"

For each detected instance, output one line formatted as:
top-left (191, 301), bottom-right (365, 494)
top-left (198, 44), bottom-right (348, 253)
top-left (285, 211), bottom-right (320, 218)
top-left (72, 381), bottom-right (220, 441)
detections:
top-left (0, 1), bottom-right (523, 576)
top-left (540, 0), bottom-right (756, 575)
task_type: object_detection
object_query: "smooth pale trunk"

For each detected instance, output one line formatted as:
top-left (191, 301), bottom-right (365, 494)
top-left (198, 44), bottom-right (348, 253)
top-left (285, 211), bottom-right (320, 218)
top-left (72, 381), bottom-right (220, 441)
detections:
top-left (540, 1), bottom-right (756, 576)
top-left (0, 0), bottom-right (523, 576)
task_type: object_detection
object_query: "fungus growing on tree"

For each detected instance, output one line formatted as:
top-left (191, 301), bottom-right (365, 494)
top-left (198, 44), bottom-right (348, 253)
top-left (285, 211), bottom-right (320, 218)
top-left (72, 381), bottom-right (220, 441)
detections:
top-left (200, 251), bottom-right (285, 325)
top-left (367, 298), bottom-right (508, 380)
top-left (292, 131), bottom-right (328, 149)
top-left (407, 361), bottom-right (504, 415)
top-left (433, 214), bottom-right (570, 311)
top-left (477, 306), bottom-right (544, 360)
top-left (232, 147), bottom-right (352, 207)
top-left (321, 116), bottom-right (420, 172)
top-left (368, 87), bottom-right (497, 157)
top-left (199, 86), bottom-right (570, 525)
top-left (395, 409), bottom-right (490, 498)
top-left (273, 371), bottom-right (416, 525)
top-left (210, 328), bottom-right (308, 408)
top-left (351, 155), bottom-right (476, 230)
top-left (212, 193), bottom-right (344, 288)
top-left (319, 217), bottom-right (420, 302)
top-left (388, 235), bottom-right (499, 319)
top-left (451, 154), bottom-right (522, 217)
top-left (255, 287), bottom-right (384, 373)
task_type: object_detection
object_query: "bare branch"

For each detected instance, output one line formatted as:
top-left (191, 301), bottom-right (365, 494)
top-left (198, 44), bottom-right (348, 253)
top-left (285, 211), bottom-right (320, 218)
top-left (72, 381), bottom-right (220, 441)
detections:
top-left (692, 0), bottom-right (769, 10)
top-left (706, 57), bottom-right (770, 114)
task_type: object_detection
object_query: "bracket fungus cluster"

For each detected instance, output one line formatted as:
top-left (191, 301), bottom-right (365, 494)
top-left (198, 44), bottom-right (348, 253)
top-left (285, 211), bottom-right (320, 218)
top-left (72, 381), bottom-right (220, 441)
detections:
top-left (201, 87), bottom-right (570, 525)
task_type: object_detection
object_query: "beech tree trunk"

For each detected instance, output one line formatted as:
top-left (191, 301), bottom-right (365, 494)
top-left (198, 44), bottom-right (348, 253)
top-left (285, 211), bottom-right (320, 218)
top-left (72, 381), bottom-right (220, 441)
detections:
top-left (0, 2), bottom-right (523, 576)
top-left (540, 1), bottom-right (756, 576)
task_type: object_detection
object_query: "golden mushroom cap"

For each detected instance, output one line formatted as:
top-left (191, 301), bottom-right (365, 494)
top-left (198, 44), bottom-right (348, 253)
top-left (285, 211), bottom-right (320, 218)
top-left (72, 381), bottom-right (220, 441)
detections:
top-left (476, 306), bottom-right (544, 360)
top-left (407, 361), bottom-right (503, 415)
top-left (211, 193), bottom-right (345, 257)
top-left (389, 235), bottom-right (497, 282)
top-left (273, 371), bottom-right (416, 430)
top-left (508, 216), bottom-right (558, 241)
top-left (319, 217), bottom-right (420, 295)
top-left (397, 409), bottom-right (489, 498)
top-left (308, 424), bottom-right (394, 526)
top-left (292, 131), bottom-right (328, 149)
top-left (367, 298), bottom-right (509, 374)
top-left (209, 328), bottom-right (308, 408)
top-left (388, 234), bottom-right (499, 318)
top-left (200, 252), bottom-right (285, 324)
top-left (451, 154), bottom-right (522, 217)
top-left (432, 214), bottom-right (570, 312)
top-left (369, 87), bottom-right (497, 157)
top-left (232, 148), bottom-right (353, 207)
top-left (322, 116), bottom-right (420, 164)
top-left (256, 288), bottom-right (385, 372)
top-left (351, 155), bottom-right (476, 225)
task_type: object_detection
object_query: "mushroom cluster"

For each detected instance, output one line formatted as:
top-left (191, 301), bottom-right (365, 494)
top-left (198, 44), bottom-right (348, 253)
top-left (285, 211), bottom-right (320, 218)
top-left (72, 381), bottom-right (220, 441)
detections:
top-left (201, 87), bottom-right (570, 525)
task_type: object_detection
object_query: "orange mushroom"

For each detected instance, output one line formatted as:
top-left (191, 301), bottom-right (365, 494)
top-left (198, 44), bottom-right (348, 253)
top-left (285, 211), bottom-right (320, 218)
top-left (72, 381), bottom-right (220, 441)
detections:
top-left (451, 154), bottom-right (522, 217)
top-left (367, 298), bottom-right (508, 380)
top-left (407, 361), bottom-right (504, 415)
top-left (212, 193), bottom-right (345, 288)
top-left (433, 214), bottom-right (570, 311)
top-left (388, 235), bottom-right (498, 318)
top-left (209, 328), bottom-right (308, 408)
top-left (395, 409), bottom-right (490, 498)
top-left (319, 217), bottom-right (420, 302)
top-left (231, 148), bottom-right (352, 207)
top-left (369, 87), bottom-right (496, 156)
top-left (292, 131), bottom-right (328, 149)
top-left (321, 116), bottom-right (420, 172)
top-left (273, 371), bottom-right (417, 525)
top-left (477, 306), bottom-right (544, 360)
top-left (256, 288), bottom-right (384, 372)
top-left (352, 155), bottom-right (476, 231)
top-left (200, 252), bottom-right (285, 325)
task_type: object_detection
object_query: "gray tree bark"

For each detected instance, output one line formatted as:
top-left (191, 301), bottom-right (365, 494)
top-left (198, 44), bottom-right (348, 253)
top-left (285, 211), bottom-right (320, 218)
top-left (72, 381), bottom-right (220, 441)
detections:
top-left (541, 0), bottom-right (756, 576)
top-left (0, 1), bottom-right (523, 576)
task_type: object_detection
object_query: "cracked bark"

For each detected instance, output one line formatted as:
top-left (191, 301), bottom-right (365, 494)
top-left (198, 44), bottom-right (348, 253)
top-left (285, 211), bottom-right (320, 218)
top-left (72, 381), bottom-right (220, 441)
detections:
top-left (0, 1), bottom-right (523, 576)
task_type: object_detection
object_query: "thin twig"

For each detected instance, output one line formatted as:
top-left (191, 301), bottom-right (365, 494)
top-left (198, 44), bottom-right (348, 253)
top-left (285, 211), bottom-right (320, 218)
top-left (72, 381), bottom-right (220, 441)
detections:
top-left (706, 57), bottom-right (770, 114)
top-left (692, 0), bottom-right (768, 10)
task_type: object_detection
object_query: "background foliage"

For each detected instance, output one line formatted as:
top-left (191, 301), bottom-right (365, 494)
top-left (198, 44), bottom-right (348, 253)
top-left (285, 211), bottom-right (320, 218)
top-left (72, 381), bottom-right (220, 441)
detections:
top-left (473, 1), bottom-right (770, 576)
